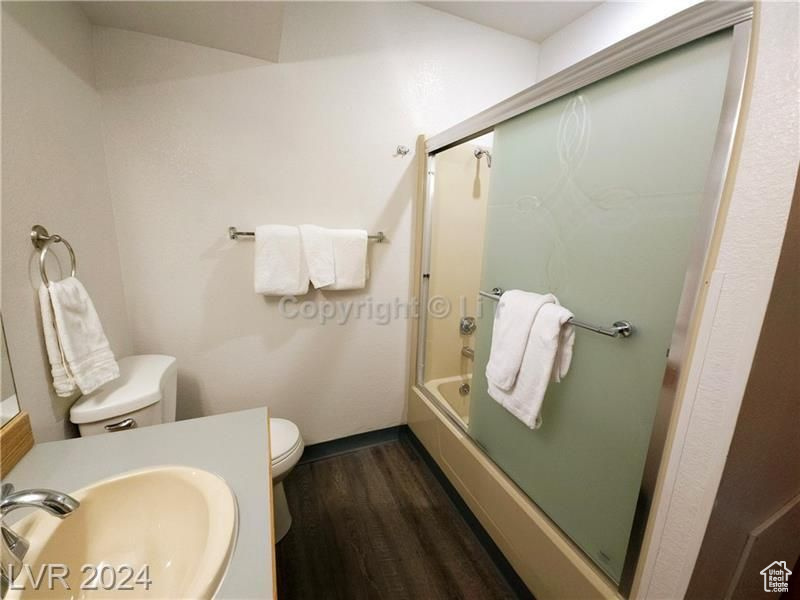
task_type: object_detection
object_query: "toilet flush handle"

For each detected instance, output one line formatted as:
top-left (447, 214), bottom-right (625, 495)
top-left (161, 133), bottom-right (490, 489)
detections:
top-left (104, 418), bottom-right (137, 432)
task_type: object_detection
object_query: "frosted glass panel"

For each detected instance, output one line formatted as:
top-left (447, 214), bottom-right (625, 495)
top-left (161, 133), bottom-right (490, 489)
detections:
top-left (468, 30), bottom-right (733, 582)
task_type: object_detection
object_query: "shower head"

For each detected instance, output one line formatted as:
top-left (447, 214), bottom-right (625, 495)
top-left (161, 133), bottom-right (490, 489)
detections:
top-left (474, 148), bottom-right (492, 168)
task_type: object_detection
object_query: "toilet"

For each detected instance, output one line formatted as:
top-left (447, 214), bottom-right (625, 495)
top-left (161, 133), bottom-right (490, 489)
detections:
top-left (70, 354), bottom-right (304, 541)
top-left (69, 355), bottom-right (178, 436)
top-left (270, 418), bottom-right (304, 542)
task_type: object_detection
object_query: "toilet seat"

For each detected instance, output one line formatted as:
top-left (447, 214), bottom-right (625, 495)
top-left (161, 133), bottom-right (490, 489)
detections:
top-left (270, 418), bottom-right (303, 480)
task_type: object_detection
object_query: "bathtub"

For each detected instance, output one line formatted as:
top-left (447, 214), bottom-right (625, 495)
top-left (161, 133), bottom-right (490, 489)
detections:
top-left (423, 374), bottom-right (472, 427)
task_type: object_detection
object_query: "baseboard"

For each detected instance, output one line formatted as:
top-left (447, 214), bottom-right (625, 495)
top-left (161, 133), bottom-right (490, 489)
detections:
top-left (299, 425), bottom-right (403, 464)
top-left (400, 425), bottom-right (535, 600)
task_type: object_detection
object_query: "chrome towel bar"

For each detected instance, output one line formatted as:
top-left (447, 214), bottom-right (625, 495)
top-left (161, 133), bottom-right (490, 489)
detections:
top-left (478, 287), bottom-right (634, 338)
top-left (228, 226), bottom-right (385, 243)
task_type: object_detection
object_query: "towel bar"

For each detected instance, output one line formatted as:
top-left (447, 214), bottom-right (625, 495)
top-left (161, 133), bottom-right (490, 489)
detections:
top-left (228, 226), bottom-right (385, 243)
top-left (478, 288), bottom-right (634, 338)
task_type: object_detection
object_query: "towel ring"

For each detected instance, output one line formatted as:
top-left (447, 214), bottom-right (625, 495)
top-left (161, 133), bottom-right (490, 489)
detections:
top-left (31, 225), bottom-right (77, 286)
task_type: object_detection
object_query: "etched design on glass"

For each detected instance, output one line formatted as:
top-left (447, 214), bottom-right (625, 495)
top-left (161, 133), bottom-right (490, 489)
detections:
top-left (557, 95), bottom-right (590, 173)
top-left (515, 195), bottom-right (542, 212)
top-left (512, 93), bottom-right (647, 292)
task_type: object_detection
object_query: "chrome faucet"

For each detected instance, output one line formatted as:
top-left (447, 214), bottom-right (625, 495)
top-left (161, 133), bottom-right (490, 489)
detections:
top-left (0, 483), bottom-right (79, 597)
top-left (1, 484), bottom-right (80, 518)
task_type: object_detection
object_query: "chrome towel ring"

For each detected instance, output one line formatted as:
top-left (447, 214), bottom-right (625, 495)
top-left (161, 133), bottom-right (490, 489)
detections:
top-left (31, 225), bottom-right (76, 286)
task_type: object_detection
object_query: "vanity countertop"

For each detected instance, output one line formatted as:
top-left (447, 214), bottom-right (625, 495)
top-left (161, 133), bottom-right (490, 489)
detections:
top-left (6, 407), bottom-right (274, 599)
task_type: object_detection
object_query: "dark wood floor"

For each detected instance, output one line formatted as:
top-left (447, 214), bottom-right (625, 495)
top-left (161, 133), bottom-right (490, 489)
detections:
top-left (275, 438), bottom-right (518, 600)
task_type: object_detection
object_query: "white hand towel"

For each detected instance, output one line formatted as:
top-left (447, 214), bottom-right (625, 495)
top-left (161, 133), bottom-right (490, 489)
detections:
top-left (299, 225), bottom-right (335, 289)
top-left (254, 225), bottom-right (310, 296)
top-left (38, 284), bottom-right (76, 397)
top-left (485, 290), bottom-right (556, 391)
top-left (486, 299), bottom-right (575, 429)
top-left (326, 229), bottom-right (368, 291)
top-left (40, 277), bottom-right (120, 397)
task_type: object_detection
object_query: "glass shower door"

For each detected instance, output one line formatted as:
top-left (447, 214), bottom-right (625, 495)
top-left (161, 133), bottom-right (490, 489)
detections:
top-left (468, 30), bottom-right (734, 582)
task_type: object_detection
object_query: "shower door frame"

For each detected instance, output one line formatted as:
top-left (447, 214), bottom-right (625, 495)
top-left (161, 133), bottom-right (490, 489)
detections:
top-left (413, 1), bottom-right (753, 595)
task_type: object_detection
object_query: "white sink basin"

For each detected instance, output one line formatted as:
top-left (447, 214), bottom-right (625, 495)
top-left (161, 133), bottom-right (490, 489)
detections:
top-left (6, 466), bottom-right (237, 599)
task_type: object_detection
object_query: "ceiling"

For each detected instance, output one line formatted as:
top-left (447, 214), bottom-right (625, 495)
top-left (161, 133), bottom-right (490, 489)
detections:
top-left (79, 1), bottom-right (601, 62)
top-left (79, 2), bottom-right (285, 62)
top-left (421, 2), bottom-right (601, 42)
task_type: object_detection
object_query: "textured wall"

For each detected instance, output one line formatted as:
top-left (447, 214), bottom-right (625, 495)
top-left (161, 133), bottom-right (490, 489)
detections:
top-left (95, 2), bottom-right (539, 444)
top-left (1, 2), bottom-right (132, 442)
top-left (686, 168), bottom-right (799, 599)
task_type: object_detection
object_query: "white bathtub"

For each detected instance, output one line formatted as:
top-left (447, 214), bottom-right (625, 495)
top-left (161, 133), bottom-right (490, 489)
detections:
top-left (424, 374), bottom-right (471, 426)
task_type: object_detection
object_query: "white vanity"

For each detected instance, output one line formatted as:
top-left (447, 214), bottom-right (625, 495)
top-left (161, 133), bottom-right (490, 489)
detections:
top-left (4, 409), bottom-right (275, 599)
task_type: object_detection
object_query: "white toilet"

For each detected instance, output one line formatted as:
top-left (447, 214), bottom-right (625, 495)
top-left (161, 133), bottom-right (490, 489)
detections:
top-left (70, 354), bottom-right (178, 436)
top-left (70, 354), bottom-right (304, 542)
top-left (270, 418), bottom-right (304, 542)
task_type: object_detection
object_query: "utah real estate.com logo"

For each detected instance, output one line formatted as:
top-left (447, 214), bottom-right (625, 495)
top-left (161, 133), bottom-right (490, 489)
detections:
top-left (760, 561), bottom-right (792, 593)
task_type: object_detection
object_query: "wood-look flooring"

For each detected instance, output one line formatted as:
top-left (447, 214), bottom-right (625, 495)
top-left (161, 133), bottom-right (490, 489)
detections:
top-left (275, 438), bottom-right (518, 599)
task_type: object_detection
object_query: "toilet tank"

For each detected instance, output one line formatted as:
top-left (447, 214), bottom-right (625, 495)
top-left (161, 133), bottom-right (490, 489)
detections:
top-left (70, 355), bottom-right (178, 436)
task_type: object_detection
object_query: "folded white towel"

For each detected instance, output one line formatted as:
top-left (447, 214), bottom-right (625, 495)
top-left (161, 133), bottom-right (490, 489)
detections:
top-left (486, 290), bottom-right (556, 391)
top-left (299, 225), bottom-right (335, 289)
top-left (486, 295), bottom-right (575, 429)
top-left (254, 225), bottom-right (310, 296)
top-left (39, 277), bottom-right (120, 397)
top-left (325, 229), bottom-right (368, 291)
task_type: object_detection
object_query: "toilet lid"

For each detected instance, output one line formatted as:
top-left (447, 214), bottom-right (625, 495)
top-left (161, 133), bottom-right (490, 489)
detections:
top-left (270, 418), bottom-right (302, 463)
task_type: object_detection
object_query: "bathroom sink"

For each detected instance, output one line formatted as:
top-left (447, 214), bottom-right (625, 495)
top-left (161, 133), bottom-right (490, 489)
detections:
top-left (5, 466), bottom-right (237, 599)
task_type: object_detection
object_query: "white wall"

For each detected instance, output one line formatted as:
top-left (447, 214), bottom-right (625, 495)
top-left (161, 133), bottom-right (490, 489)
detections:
top-left (95, 2), bottom-right (539, 444)
top-left (537, 0), bottom-right (702, 80)
top-left (1, 2), bottom-right (132, 442)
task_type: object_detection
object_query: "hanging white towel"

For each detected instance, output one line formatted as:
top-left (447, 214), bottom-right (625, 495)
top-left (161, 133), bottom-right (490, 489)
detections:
top-left (485, 290), bottom-right (556, 391)
top-left (38, 285), bottom-right (75, 397)
top-left (39, 277), bottom-right (120, 397)
top-left (254, 225), bottom-right (309, 296)
top-left (299, 225), bottom-right (335, 289)
top-left (549, 304), bottom-right (576, 384)
top-left (486, 296), bottom-right (575, 429)
top-left (325, 229), bottom-right (368, 291)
